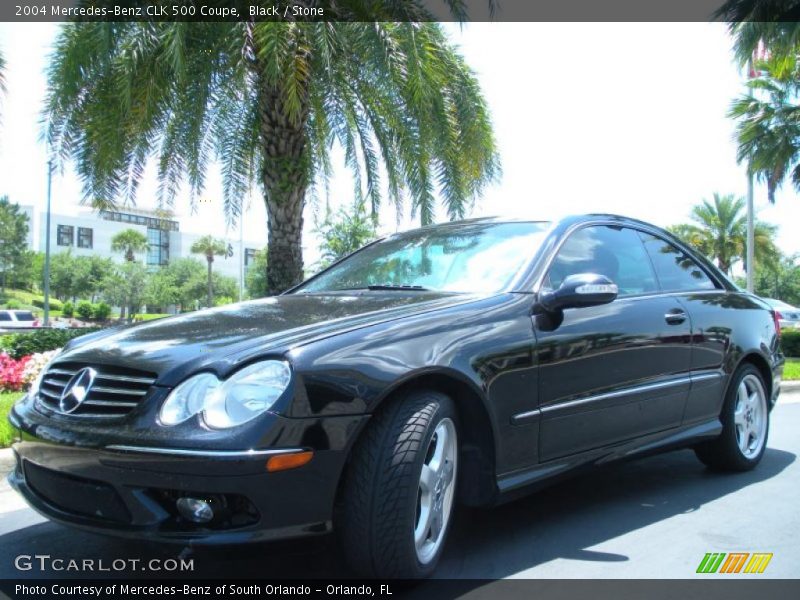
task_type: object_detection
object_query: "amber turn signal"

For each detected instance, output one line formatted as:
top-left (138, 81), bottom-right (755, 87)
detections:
top-left (266, 450), bottom-right (314, 472)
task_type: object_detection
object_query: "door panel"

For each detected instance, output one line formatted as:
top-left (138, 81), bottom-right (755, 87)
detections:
top-left (535, 296), bottom-right (693, 460)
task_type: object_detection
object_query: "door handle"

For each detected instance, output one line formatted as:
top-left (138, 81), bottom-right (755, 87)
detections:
top-left (664, 310), bottom-right (687, 325)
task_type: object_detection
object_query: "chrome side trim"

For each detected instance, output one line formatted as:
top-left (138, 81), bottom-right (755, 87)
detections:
top-left (540, 376), bottom-right (693, 414)
top-left (510, 408), bottom-right (541, 425)
top-left (512, 371), bottom-right (726, 424)
top-left (691, 372), bottom-right (724, 383)
top-left (105, 445), bottom-right (305, 458)
top-left (513, 376), bottom-right (695, 424)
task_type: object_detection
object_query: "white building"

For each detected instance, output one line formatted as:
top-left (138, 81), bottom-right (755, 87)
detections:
top-left (20, 204), bottom-right (265, 292)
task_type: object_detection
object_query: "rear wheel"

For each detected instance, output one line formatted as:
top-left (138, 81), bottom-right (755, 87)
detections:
top-left (694, 364), bottom-right (769, 471)
top-left (338, 391), bottom-right (458, 578)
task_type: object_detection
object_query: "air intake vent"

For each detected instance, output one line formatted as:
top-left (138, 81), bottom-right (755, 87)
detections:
top-left (36, 362), bottom-right (157, 419)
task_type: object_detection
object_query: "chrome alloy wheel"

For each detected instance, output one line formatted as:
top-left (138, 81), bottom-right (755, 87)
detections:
top-left (414, 417), bottom-right (457, 564)
top-left (734, 374), bottom-right (768, 459)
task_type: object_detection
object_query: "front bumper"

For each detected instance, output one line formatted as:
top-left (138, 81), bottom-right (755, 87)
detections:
top-left (8, 406), bottom-right (369, 544)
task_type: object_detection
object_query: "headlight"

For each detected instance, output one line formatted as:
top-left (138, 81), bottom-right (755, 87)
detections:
top-left (158, 360), bottom-right (291, 429)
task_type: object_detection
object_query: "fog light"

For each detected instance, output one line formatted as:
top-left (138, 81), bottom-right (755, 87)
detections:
top-left (176, 497), bottom-right (214, 523)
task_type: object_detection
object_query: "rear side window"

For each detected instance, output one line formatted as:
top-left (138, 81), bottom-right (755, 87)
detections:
top-left (0, 312), bottom-right (11, 322)
top-left (13, 311), bottom-right (35, 321)
top-left (639, 233), bottom-right (717, 292)
top-left (546, 226), bottom-right (658, 297)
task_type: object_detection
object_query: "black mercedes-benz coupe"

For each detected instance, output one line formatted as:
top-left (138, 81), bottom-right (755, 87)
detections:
top-left (8, 214), bottom-right (783, 578)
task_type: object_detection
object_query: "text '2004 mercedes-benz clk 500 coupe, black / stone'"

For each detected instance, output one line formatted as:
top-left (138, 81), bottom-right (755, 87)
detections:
top-left (7, 214), bottom-right (783, 578)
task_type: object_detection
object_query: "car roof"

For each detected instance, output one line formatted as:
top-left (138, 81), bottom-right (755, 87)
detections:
top-left (393, 213), bottom-right (668, 232)
top-left (764, 298), bottom-right (797, 309)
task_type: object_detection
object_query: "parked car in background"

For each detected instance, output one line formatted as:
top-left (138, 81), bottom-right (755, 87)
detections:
top-left (0, 310), bottom-right (38, 329)
top-left (763, 298), bottom-right (800, 330)
top-left (8, 214), bottom-right (783, 578)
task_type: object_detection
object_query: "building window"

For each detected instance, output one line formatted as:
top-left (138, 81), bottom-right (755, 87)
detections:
top-left (99, 209), bottom-right (179, 232)
top-left (57, 225), bottom-right (74, 247)
top-left (245, 248), bottom-right (257, 269)
top-left (147, 228), bottom-right (170, 266)
top-left (77, 227), bottom-right (93, 249)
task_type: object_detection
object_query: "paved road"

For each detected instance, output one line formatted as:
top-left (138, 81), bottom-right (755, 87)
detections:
top-left (1, 396), bottom-right (798, 580)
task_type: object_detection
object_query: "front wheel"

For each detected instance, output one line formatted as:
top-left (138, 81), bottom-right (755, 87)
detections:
top-left (338, 391), bottom-right (459, 578)
top-left (694, 364), bottom-right (770, 471)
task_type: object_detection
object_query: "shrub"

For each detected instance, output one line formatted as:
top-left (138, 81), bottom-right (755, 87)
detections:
top-left (0, 353), bottom-right (31, 391)
top-left (31, 297), bottom-right (63, 311)
top-left (76, 301), bottom-right (94, 320)
top-left (62, 301), bottom-right (74, 318)
top-left (4, 299), bottom-right (21, 310)
top-left (93, 302), bottom-right (111, 321)
top-left (781, 330), bottom-right (800, 358)
top-left (0, 328), bottom-right (102, 359)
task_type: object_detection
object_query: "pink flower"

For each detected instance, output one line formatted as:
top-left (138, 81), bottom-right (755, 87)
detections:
top-left (0, 353), bottom-right (33, 392)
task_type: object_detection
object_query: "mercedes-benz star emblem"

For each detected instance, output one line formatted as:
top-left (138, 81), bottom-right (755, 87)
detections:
top-left (59, 367), bottom-right (98, 414)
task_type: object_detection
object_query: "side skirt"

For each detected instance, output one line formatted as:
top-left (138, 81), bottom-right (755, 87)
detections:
top-left (493, 418), bottom-right (722, 505)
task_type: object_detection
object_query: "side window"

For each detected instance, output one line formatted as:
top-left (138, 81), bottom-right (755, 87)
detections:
top-left (0, 312), bottom-right (11, 322)
top-left (545, 226), bottom-right (657, 297)
top-left (639, 233), bottom-right (717, 292)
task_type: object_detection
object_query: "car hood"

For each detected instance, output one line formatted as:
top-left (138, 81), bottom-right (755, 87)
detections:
top-left (59, 292), bottom-right (482, 386)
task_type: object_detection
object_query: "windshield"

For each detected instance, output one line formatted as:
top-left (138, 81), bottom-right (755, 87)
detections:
top-left (297, 222), bottom-right (550, 294)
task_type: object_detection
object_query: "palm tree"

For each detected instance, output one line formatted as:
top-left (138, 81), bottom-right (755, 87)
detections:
top-left (110, 229), bottom-right (149, 262)
top-left (668, 193), bottom-right (779, 275)
top-left (0, 47), bottom-right (6, 121)
top-left (190, 235), bottom-right (228, 308)
top-left (44, 17), bottom-right (499, 293)
top-left (716, 1), bottom-right (800, 63)
top-left (0, 48), bottom-right (6, 93)
top-left (728, 53), bottom-right (800, 203)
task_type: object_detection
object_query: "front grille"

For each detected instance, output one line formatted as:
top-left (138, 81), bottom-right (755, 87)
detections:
top-left (36, 362), bottom-right (157, 419)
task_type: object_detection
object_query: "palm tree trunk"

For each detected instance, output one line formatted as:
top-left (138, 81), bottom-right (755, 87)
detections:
top-left (257, 79), bottom-right (309, 294)
top-left (206, 257), bottom-right (213, 308)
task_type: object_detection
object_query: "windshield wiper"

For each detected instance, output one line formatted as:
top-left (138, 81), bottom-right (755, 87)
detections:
top-left (325, 284), bottom-right (433, 292)
top-left (367, 284), bottom-right (431, 291)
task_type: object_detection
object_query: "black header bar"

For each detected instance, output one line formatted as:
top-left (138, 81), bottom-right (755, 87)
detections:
top-left (2, 0), bottom-right (732, 23)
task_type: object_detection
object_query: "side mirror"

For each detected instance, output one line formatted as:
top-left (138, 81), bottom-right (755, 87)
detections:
top-left (538, 273), bottom-right (618, 313)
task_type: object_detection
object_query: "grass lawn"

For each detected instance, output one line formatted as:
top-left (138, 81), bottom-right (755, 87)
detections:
top-left (0, 391), bottom-right (23, 448)
top-left (1, 288), bottom-right (63, 316)
top-left (784, 358), bottom-right (800, 381)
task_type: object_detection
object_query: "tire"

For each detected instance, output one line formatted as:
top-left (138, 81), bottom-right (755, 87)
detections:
top-left (694, 364), bottom-right (770, 471)
top-left (338, 390), bottom-right (459, 578)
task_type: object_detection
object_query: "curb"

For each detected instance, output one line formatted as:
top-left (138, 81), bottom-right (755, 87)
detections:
top-left (0, 446), bottom-right (15, 476)
top-left (781, 380), bottom-right (800, 392)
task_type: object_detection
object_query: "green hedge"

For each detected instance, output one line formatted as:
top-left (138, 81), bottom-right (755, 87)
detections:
top-left (93, 302), bottom-right (111, 321)
top-left (31, 297), bottom-right (64, 311)
top-left (0, 328), bottom-right (102, 359)
top-left (782, 330), bottom-right (800, 358)
top-left (76, 301), bottom-right (93, 320)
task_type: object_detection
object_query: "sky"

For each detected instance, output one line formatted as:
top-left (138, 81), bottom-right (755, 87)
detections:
top-left (1, 22), bottom-right (800, 266)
